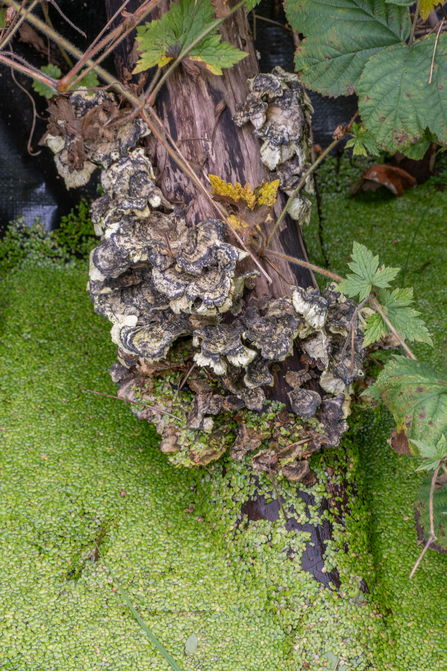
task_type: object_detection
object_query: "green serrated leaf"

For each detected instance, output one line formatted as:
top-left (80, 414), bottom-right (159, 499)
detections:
top-left (77, 70), bottom-right (99, 90)
top-left (358, 35), bottom-right (447, 153)
top-left (413, 435), bottom-right (447, 471)
top-left (385, 0), bottom-right (412, 4)
top-left (284, 0), bottom-right (410, 97)
top-left (378, 288), bottom-right (433, 346)
top-left (374, 356), bottom-right (447, 453)
top-left (363, 312), bottom-right (386, 347)
top-left (401, 129), bottom-right (438, 160)
top-left (134, 0), bottom-right (246, 75)
top-left (189, 34), bottom-right (247, 74)
top-left (338, 275), bottom-right (373, 302)
top-left (346, 123), bottom-right (380, 156)
top-left (32, 64), bottom-right (62, 99)
top-left (361, 382), bottom-right (383, 401)
top-left (373, 265), bottom-right (400, 289)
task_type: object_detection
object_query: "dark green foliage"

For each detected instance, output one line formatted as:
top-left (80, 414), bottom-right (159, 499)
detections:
top-left (0, 199), bottom-right (96, 275)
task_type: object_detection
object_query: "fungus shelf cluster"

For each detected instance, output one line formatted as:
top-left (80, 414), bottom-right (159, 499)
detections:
top-left (46, 82), bottom-right (367, 481)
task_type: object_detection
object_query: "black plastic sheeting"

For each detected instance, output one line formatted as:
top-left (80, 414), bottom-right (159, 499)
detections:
top-left (0, 0), bottom-right (357, 235)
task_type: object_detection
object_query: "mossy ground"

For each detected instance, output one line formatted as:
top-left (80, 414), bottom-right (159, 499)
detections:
top-left (1, 158), bottom-right (447, 670)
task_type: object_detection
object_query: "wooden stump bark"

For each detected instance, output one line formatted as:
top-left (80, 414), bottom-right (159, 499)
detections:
top-left (105, 0), bottom-right (316, 406)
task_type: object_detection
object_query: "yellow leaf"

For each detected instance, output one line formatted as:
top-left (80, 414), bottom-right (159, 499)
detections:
top-left (255, 180), bottom-right (279, 207)
top-left (227, 214), bottom-right (248, 232)
top-left (209, 174), bottom-right (257, 209)
top-left (420, 0), bottom-right (437, 21)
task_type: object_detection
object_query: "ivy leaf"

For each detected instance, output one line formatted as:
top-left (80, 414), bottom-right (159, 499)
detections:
top-left (345, 123), bottom-right (380, 156)
top-left (134, 0), bottom-right (247, 75)
top-left (413, 434), bottom-right (447, 471)
top-left (338, 242), bottom-right (400, 302)
top-left (358, 35), bottom-right (447, 153)
top-left (373, 356), bottom-right (447, 453)
top-left (32, 64), bottom-right (62, 99)
top-left (284, 0), bottom-right (410, 97)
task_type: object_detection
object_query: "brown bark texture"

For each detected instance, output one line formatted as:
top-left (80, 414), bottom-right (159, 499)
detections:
top-left (105, 0), bottom-right (316, 405)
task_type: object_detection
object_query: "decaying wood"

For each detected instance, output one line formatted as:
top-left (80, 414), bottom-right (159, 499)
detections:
top-left (104, 0), bottom-right (315, 405)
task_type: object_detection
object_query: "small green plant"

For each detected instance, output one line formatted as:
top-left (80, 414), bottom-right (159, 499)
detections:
top-left (32, 64), bottom-right (99, 99)
top-left (133, 0), bottom-right (247, 75)
top-left (0, 199), bottom-right (96, 275)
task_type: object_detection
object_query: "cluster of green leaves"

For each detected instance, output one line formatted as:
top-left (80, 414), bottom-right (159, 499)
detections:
top-left (32, 64), bottom-right (99, 100)
top-left (367, 356), bottom-right (447, 543)
top-left (284, 0), bottom-right (447, 155)
top-left (0, 199), bottom-right (96, 276)
top-left (133, 0), bottom-right (247, 76)
top-left (345, 123), bottom-right (379, 157)
top-left (338, 242), bottom-right (433, 347)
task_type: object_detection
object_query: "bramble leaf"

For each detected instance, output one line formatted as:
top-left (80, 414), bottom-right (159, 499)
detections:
top-left (345, 124), bottom-right (380, 156)
top-left (133, 0), bottom-right (247, 75)
top-left (338, 242), bottom-right (400, 302)
top-left (401, 129), bottom-right (438, 161)
top-left (372, 356), bottom-right (447, 454)
top-left (32, 64), bottom-right (61, 99)
top-left (358, 36), bottom-right (447, 153)
top-left (284, 0), bottom-right (410, 97)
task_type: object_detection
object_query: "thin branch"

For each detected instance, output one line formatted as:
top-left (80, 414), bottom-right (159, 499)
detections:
top-left (79, 387), bottom-right (184, 424)
top-left (339, 294), bottom-right (372, 372)
top-left (148, 0), bottom-right (248, 104)
top-left (266, 112), bottom-right (358, 249)
top-left (0, 51), bottom-right (58, 89)
top-left (40, 0), bottom-right (73, 67)
top-left (268, 461), bottom-right (289, 523)
top-left (409, 460), bottom-right (443, 579)
top-left (46, 0), bottom-right (86, 37)
top-left (263, 248), bottom-right (344, 282)
top-left (0, 0), bottom-right (38, 50)
top-left (409, 0), bottom-right (422, 47)
top-left (368, 297), bottom-right (417, 360)
top-left (265, 138), bottom-right (339, 248)
top-left (251, 12), bottom-right (292, 32)
top-left (429, 19), bottom-right (444, 83)
top-left (9, 61), bottom-right (41, 155)
top-left (60, 0), bottom-right (164, 91)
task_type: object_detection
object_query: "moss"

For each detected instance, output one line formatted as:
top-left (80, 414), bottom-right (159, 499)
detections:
top-left (2, 153), bottom-right (447, 669)
top-left (304, 154), bottom-right (447, 669)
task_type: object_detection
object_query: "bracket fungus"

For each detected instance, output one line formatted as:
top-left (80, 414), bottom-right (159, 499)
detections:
top-left (46, 89), bottom-right (149, 188)
top-left (69, 82), bottom-right (370, 480)
top-left (233, 66), bottom-right (313, 172)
